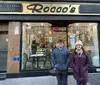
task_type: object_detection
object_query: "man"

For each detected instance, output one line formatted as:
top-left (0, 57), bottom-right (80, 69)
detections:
top-left (31, 40), bottom-right (38, 68)
top-left (31, 40), bottom-right (38, 54)
top-left (52, 39), bottom-right (70, 85)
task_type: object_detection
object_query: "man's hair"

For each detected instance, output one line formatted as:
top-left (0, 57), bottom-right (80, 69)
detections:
top-left (57, 39), bottom-right (64, 43)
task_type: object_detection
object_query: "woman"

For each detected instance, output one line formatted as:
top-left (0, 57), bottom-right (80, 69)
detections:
top-left (71, 40), bottom-right (91, 85)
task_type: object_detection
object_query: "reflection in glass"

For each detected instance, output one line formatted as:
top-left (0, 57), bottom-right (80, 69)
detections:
top-left (68, 23), bottom-right (100, 71)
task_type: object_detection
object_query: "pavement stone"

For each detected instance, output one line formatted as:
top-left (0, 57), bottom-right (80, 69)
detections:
top-left (0, 75), bottom-right (92, 85)
top-left (88, 73), bottom-right (100, 85)
top-left (0, 78), bottom-right (17, 85)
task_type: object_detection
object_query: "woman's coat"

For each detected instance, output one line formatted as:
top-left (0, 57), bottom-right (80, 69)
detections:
top-left (71, 53), bottom-right (91, 82)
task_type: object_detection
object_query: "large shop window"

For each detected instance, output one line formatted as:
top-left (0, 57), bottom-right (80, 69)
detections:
top-left (22, 22), bottom-right (53, 70)
top-left (21, 22), bottom-right (100, 71)
top-left (21, 22), bottom-right (67, 71)
top-left (68, 23), bottom-right (100, 71)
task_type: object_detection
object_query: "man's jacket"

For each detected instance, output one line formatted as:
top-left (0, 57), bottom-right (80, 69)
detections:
top-left (52, 47), bottom-right (70, 71)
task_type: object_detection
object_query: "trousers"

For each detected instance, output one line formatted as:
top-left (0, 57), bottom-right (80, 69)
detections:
top-left (55, 69), bottom-right (68, 85)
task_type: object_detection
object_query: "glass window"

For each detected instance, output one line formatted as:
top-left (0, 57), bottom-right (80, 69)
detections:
top-left (22, 22), bottom-right (100, 71)
top-left (22, 22), bottom-right (53, 70)
top-left (68, 23), bottom-right (100, 70)
top-left (21, 23), bottom-right (68, 71)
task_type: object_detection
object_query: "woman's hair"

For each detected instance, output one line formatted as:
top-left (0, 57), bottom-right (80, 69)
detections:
top-left (72, 46), bottom-right (92, 65)
top-left (73, 47), bottom-right (89, 56)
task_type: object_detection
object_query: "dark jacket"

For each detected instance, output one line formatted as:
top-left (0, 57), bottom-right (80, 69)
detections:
top-left (71, 53), bottom-right (91, 82)
top-left (52, 47), bottom-right (70, 71)
top-left (31, 40), bottom-right (38, 54)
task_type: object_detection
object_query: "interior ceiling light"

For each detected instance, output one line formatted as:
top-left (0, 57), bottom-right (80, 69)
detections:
top-left (76, 31), bottom-right (79, 35)
top-left (41, 23), bottom-right (44, 26)
top-left (89, 23), bottom-right (92, 26)
top-left (76, 23), bottom-right (79, 26)
top-left (27, 23), bottom-right (31, 26)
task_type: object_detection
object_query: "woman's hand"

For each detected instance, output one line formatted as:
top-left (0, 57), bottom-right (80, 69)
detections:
top-left (82, 67), bottom-right (86, 72)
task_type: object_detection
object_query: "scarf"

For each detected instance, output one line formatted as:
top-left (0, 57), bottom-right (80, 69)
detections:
top-left (57, 46), bottom-right (63, 51)
top-left (76, 49), bottom-right (83, 57)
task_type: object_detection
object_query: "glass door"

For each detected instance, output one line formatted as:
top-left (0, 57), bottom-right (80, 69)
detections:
top-left (0, 33), bottom-right (8, 72)
top-left (52, 27), bottom-right (67, 48)
top-left (0, 23), bottom-right (8, 72)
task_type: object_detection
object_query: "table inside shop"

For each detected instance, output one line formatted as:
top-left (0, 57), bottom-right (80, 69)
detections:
top-left (30, 54), bottom-right (46, 68)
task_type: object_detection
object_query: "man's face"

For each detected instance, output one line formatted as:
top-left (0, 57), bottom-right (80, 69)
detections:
top-left (58, 42), bottom-right (64, 48)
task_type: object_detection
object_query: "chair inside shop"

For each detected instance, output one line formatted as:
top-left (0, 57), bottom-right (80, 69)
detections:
top-left (43, 48), bottom-right (52, 68)
top-left (23, 53), bottom-right (35, 70)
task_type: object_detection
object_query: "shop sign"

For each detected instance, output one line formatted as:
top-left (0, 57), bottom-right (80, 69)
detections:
top-left (27, 3), bottom-right (79, 14)
top-left (0, 2), bottom-right (100, 15)
top-left (0, 2), bottom-right (79, 15)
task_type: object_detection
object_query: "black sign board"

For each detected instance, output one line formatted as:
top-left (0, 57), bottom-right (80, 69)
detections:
top-left (0, 3), bottom-right (23, 12)
top-left (79, 5), bottom-right (100, 13)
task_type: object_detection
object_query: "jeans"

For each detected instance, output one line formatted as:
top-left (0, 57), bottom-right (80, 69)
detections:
top-left (55, 70), bottom-right (68, 85)
top-left (77, 81), bottom-right (87, 85)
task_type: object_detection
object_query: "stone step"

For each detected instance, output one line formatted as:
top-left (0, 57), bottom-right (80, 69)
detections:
top-left (0, 73), bottom-right (6, 80)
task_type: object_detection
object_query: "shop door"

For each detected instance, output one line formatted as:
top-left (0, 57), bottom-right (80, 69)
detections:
top-left (0, 33), bottom-right (8, 72)
top-left (52, 26), bottom-right (67, 48)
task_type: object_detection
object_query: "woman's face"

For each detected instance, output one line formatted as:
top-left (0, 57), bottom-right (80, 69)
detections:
top-left (75, 44), bottom-right (82, 50)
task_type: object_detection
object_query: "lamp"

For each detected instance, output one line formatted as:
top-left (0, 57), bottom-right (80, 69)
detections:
top-left (38, 31), bottom-right (41, 34)
top-left (68, 32), bottom-right (71, 36)
top-left (76, 30), bottom-right (79, 35)
top-left (49, 30), bottom-right (52, 35)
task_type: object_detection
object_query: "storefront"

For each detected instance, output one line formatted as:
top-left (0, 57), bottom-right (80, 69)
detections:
top-left (0, 0), bottom-right (100, 78)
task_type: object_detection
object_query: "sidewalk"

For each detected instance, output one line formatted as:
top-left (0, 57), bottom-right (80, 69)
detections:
top-left (88, 73), bottom-right (100, 85)
top-left (0, 75), bottom-right (91, 85)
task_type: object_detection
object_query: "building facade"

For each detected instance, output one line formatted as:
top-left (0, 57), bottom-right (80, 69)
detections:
top-left (0, 0), bottom-right (100, 78)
